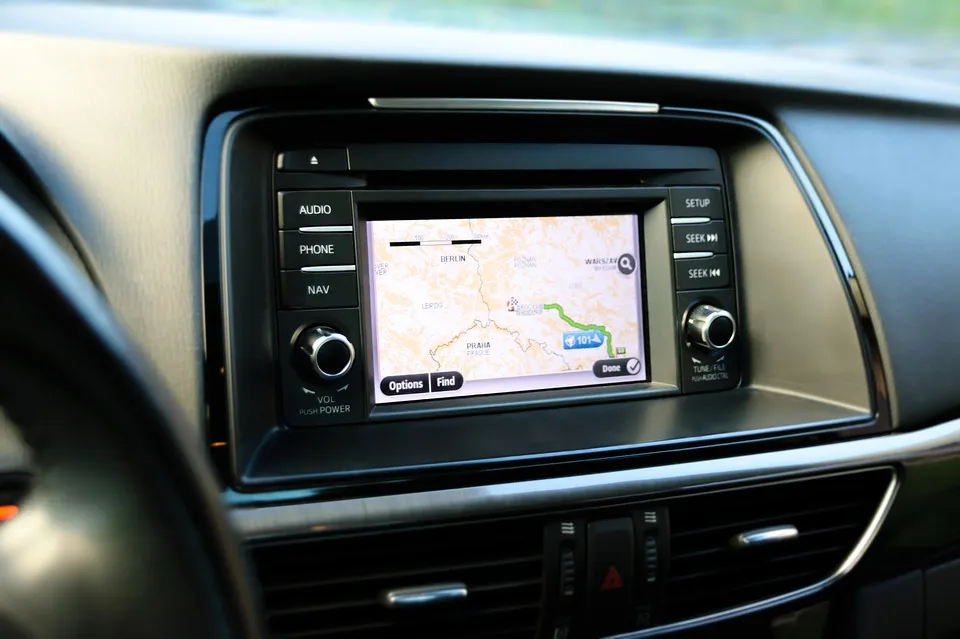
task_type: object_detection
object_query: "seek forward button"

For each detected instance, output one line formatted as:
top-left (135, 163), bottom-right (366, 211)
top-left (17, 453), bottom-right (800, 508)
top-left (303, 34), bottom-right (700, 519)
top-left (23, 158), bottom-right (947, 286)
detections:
top-left (593, 358), bottom-right (643, 378)
top-left (430, 371), bottom-right (464, 393)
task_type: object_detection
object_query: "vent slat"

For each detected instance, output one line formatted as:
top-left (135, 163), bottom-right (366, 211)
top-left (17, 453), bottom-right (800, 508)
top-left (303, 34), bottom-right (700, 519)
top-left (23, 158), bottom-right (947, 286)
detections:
top-left (268, 598), bottom-right (379, 618)
top-left (666, 568), bottom-right (824, 609)
top-left (671, 521), bottom-right (863, 564)
top-left (274, 619), bottom-right (393, 639)
top-left (262, 554), bottom-right (541, 593)
top-left (671, 543), bottom-right (849, 572)
top-left (253, 519), bottom-right (544, 639)
top-left (670, 501), bottom-right (869, 539)
top-left (668, 546), bottom-right (845, 586)
top-left (470, 577), bottom-right (544, 593)
top-left (663, 469), bottom-right (892, 624)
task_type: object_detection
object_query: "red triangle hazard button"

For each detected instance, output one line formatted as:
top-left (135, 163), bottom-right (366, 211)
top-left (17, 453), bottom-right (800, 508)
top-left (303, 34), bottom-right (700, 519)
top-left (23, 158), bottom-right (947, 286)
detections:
top-left (600, 565), bottom-right (624, 590)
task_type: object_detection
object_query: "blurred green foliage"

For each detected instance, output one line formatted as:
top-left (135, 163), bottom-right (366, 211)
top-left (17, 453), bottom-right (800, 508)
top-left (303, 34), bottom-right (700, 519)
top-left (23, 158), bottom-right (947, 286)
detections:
top-left (229, 0), bottom-right (960, 42)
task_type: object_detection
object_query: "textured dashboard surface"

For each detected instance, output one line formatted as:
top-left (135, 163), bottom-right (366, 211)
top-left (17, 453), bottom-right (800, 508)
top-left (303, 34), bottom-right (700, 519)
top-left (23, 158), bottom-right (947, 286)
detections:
top-left (0, 33), bottom-right (212, 432)
top-left (782, 109), bottom-right (960, 429)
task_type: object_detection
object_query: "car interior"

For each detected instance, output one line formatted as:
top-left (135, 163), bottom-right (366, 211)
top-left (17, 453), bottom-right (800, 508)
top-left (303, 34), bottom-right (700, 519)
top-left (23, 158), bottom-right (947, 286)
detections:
top-left (1, 2), bottom-right (960, 637)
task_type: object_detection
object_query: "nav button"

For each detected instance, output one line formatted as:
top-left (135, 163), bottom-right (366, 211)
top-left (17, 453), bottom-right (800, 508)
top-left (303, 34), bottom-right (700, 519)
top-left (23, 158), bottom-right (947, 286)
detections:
top-left (430, 371), bottom-right (464, 393)
top-left (280, 271), bottom-right (359, 309)
top-left (593, 358), bottom-right (642, 378)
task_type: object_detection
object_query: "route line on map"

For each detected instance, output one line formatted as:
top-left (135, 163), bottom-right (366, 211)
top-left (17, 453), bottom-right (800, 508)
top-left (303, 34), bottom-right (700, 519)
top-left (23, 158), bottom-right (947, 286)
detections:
top-left (542, 303), bottom-right (614, 358)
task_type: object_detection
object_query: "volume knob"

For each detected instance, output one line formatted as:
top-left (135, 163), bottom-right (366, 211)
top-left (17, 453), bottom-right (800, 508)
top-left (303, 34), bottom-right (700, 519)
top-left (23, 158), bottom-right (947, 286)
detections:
top-left (294, 326), bottom-right (356, 381)
top-left (685, 304), bottom-right (736, 350)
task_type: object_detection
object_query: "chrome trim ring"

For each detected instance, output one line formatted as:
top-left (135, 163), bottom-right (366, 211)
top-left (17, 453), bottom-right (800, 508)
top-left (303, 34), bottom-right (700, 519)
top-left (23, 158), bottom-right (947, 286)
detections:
top-left (687, 304), bottom-right (737, 351)
top-left (305, 331), bottom-right (356, 381)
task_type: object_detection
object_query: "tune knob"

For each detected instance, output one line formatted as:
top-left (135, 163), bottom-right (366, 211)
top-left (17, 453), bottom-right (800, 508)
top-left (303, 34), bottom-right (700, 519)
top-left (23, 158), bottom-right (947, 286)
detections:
top-left (294, 326), bottom-right (356, 381)
top-left (685, 304), bottom-right (737, 350)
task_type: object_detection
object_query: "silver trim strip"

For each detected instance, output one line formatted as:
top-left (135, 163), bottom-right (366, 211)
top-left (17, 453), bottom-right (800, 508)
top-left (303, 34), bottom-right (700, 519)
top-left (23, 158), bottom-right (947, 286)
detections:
top-left (731, 525), bottom-right (799, 549)
top-left (231, 413), bottom-right (960, 540)
top-left (673, 251), bottom-right (713, 260)
top-left (299, 225), bottom-right (354, 233)
top-left (381, 583), bottom-right (468, 608)
top-left (369, 97), bottom-right (660, 115)
top-left (609, 471), bottom-right (898, 638)
top-left (670, 217), bottom-right (712, 225)
top-left (300, 265), bottom-right (356, 273)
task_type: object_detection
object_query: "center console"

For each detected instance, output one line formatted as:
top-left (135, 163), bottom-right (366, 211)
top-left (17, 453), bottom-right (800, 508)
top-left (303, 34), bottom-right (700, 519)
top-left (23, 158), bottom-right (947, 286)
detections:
top-left (211, 104), bottom-right (881, 489)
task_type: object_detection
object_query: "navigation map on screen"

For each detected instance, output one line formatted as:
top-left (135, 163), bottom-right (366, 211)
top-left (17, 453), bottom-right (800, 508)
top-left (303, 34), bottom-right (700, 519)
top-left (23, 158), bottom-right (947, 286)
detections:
top-left (366, 213), bottom-right (647, 404)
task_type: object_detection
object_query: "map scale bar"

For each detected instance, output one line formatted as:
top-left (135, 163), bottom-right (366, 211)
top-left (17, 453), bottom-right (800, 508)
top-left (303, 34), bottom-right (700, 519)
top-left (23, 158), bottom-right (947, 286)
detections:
top-left (389, 239), bottom-right (482, 247)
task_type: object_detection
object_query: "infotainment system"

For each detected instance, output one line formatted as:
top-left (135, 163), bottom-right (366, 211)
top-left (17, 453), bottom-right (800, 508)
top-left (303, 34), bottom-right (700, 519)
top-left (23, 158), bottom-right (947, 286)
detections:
top-left (241, 135), bottom-right (743, 438)
top-left (265, 183), bottom-right (740, 430)
top-left (212, 110), bottom-right (869, 486)
top-left (366, 214), bottom-right (647, 404)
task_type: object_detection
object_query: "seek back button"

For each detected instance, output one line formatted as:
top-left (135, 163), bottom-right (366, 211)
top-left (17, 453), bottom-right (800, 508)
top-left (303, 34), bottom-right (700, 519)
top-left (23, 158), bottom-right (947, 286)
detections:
top-left (430, 371), bottom-right (464, 393)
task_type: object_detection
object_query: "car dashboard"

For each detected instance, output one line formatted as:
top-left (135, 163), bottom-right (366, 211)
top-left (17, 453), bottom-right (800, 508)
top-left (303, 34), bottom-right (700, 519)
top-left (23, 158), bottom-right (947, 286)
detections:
top-left (2, 3), bottom-right (960, 639)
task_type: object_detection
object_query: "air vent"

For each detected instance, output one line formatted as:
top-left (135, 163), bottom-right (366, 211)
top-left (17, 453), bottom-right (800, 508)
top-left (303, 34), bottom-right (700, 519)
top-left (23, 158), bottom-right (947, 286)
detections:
top-left (252, 518), bottom-right (544, 639)
top-left (663, 468), bottom-right (894, 622)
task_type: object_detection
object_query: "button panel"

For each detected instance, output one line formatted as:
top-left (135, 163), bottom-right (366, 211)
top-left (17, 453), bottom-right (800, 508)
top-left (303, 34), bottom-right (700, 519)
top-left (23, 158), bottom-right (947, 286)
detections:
top-left (278, 190), bottom-right (354, 229)
top-left (278, 231), bottom-right (356, 269)
top-left (275, 183), bottom-right (361, 425)
top-left (668, 186), bottom-right (741, 395)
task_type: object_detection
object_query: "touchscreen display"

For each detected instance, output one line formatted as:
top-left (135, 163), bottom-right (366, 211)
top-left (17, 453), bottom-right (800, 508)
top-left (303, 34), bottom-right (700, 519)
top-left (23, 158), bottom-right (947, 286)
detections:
top-left (366, 214), bottom-right (647, 404)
